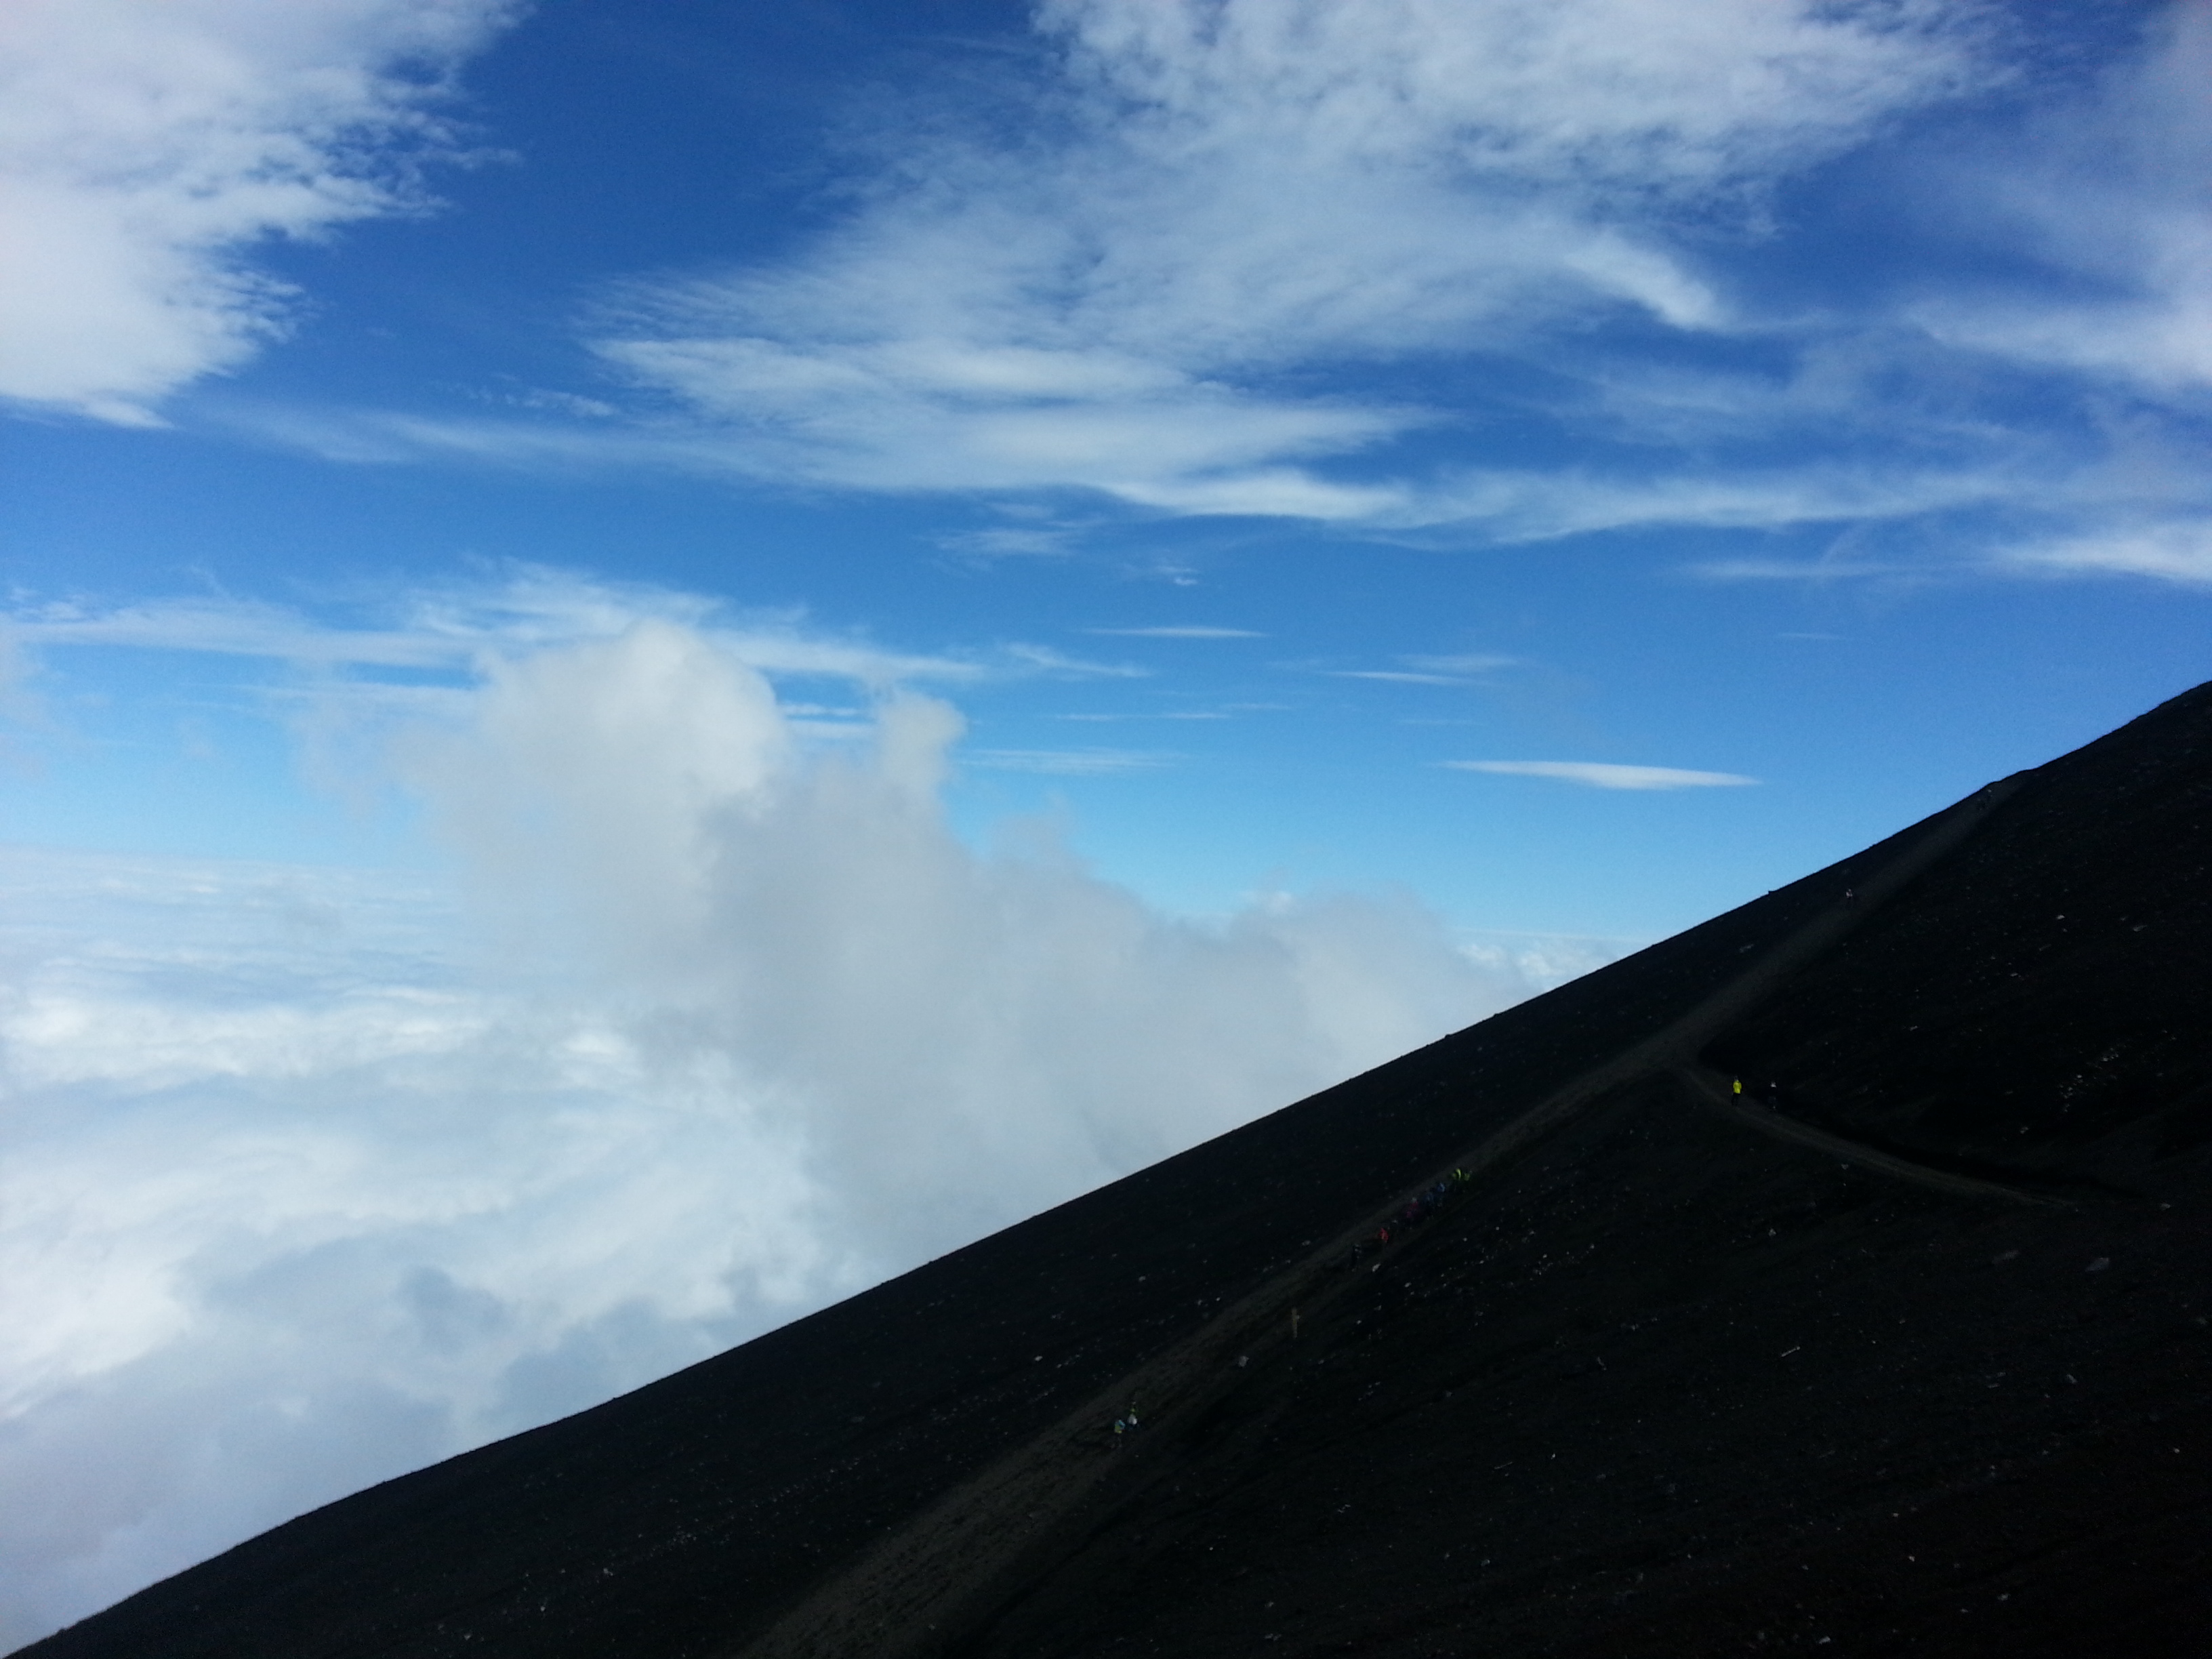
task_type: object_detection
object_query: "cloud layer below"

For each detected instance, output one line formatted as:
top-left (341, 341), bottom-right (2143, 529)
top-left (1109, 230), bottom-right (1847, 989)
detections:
top-left (0, 614), bottom-right (1541, 1650)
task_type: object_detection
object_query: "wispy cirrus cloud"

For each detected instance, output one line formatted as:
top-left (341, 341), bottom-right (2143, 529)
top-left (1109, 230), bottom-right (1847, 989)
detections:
top-left (1330, 652), bottom-right (1517, 687)
top-left (1056, 711), bottom-right (1230, 724)
top-left (1086, 626), bottom-right (1265, 640)
top-left (0, 567), bottom-right (1145, 693)
top-left (1694, 508), bottom-right (2212, 589)
top-left (570, 0), bottom-right (1998, 522)
top-left (16, 0), bottom-right (2210, 588)
top-left (1994, 520), bottom-right (2212, 586)
top-left (933, 526), bottom-right (1080, 561)
top-left (1446, 760), bottom-right (1758, 790)
top-left (1687, 555), bottom-right (1921, 584)
top-left (1332, 670), bottom-right (1467, 687)
top-left (999, 643), bottom-right (1149, 680)
top-left (1904, 3), bottom-right (2212, 398)
top-left (1401, 654), bottom-right (1517, 675)
top-left (0, 0), bottom-right (522, 424)
top-left (159, 1), bottom-right (2212, 581)
top-left (964, 746), bottom-right (1179, 775)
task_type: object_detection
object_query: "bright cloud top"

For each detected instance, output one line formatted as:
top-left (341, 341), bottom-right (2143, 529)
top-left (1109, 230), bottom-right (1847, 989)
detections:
top-left (0, 611), bottom-right (1536, 1649)
top-left (1448, 760), bottom-right (1759, 791)
top-left (0, 0), bottom-right (518, 423)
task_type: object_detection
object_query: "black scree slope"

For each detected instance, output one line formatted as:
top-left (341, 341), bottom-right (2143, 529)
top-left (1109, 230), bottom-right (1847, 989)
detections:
top-left (23, 682), bottom-right (2212, 1659)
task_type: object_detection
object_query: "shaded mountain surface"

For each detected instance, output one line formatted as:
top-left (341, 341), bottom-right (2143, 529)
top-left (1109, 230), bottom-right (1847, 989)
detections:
top-left (25, 684), bottom-right (2212, 1659)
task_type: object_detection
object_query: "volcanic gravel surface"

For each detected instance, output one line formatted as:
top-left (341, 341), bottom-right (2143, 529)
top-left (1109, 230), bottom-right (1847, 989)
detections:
top-left (24, 684), bottom-right (2212, 1659)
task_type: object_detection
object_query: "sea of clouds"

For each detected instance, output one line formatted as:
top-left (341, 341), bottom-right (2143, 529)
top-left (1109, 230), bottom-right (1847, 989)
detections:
top-left (0, 617), bottom-right (1595, 1649)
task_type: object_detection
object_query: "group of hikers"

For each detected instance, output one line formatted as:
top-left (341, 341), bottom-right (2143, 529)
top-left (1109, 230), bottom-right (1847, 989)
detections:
top-left (1103, 1166), bottom-right (1483, 1446)
top-left (1095, 1063), bottom-right (1835, 1450)
top-left (1345, 1168), bottom-right (1470, 1268)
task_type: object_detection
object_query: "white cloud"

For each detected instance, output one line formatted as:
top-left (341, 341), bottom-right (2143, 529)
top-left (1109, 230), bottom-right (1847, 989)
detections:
top-left (24, 0), bottom-right (2202, 588)
top-left (1055, 712), bottom-right (1229, 724)
top-left (935, 526), bottom-right (1079, 560)
top-left (964, 745), bottom-right (1176, 775)
top-left (1088, 626), bottom-right (1265, 639)
top-left (4, 594), bottom-right (464, 670)
top-left (0, 568), bottom-right (1028, 691)
top-left (1460, 928), bottom-right (1647, 993)
top-left (999, 643), bottom-right (1149, 680)
top-left (1447, 759), bottom-right (1757, 790)
top-left (1689, 489), bottom-right (2212, 586)
top-left (0, 615), bottom-right (1549, 1647)
top-left (0, 0), bottom-right (520, 423)
top-left (1996, 520), bottom-right (2212, 586)
top-left (583, 0), bottom-right (1995, 516)
top-left (0, 632), bottom-right (46, 733)
top-left (1401, 653), bottom-right (1516, 675)
top-left (1333, 670), bottom-right (1467, 687)
top-left (166, 3), bottom-right (2206, 576)
top-left (1333, 653), bottom-right (1518, 687)
top-left (1419, 459), bottom-right (2047, 542)
top-left (1906, 3), bottom-right (2212, 394)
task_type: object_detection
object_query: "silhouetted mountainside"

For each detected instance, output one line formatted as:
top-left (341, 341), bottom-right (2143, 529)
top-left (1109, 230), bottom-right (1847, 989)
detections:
top-left (27, 684), bottom-right (2212, 1659)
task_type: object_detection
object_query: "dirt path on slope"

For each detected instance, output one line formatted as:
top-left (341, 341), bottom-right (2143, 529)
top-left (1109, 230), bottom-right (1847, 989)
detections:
top-left (729, 777), bottom-right (2028, 1659)
top-left (1674, 1063), bottom-right (2068, 1206)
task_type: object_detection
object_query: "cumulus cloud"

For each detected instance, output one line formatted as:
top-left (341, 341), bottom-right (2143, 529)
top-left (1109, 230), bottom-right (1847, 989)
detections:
top-left (1446, 760), bottom-right (1758, 790)
top-left (0, 0), bottom-right (519, 423)
top-left (584, 0), bottom-right (1994, 515)
top-left (0, 615), bottom-right (1536, 1648)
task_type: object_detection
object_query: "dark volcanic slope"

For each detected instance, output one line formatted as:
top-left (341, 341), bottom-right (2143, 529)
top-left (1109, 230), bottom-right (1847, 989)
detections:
top-left (27, 685), bottom-right (2212, 1659)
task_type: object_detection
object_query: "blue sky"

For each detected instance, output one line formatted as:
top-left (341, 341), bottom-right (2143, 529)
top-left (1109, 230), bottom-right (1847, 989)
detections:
top-left (3, 1), bottom-right (2209, 1645)
top-left (6, 0), bottom-right (2207, 936)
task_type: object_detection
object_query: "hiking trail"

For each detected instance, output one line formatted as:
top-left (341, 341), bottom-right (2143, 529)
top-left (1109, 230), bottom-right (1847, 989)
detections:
top-left (731, 776), bottom-right (2034, 1659)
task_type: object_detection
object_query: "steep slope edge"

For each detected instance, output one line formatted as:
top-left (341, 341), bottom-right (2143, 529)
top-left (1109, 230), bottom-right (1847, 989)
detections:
top-left (24, 682), bottom-right (2212, 1659)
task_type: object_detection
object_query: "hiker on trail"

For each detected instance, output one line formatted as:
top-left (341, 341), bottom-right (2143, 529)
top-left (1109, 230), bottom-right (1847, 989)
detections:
top-left (1113, 1417), bottom-right (1127, 1446)
top-left (1733, 1078), bottom-right (1743, 1099)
